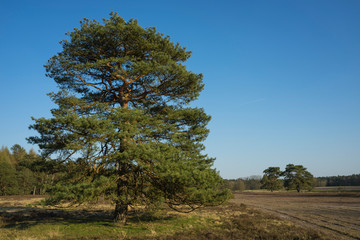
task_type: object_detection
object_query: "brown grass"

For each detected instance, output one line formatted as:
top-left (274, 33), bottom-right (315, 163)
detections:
top-left (232, 192), bottom-right (360, 240)
top-left (146, 204), bottom-right (324, 240)
top-left (0, 194), bottom-right (326, 239)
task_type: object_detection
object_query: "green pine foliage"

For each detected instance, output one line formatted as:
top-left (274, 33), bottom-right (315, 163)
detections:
top-left (0, 145), bottom-right (54, 195)
top-left (0, 146), bottom-right (16, 166)
top-left (259, 165), bottom-right (314, 192)
top-left (315, 174), bottom-right (360, 187)
top-left (28, 13), bottom-right (231, 222)
top-left (224, 179), bottom-right (245, 192)
top-left (260, 167), bottom-right (283, 192)
top-left (282, 164), bottom-right (314, 192)
top-left (0, 156), bottom-right (18, 195)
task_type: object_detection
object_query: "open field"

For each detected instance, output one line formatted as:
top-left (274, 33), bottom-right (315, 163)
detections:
top-left (312, 186), bottom-right (360, 193)
top-left (0, 195), bottom-right (324, 239)
top-left (232, 192), bottom-right (360, 240)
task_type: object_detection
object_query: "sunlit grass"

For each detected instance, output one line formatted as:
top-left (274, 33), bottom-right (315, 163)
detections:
top-left (0, 195), bottom-right (324, 240)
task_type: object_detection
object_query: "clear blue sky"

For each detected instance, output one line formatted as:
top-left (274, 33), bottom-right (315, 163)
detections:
top-left (1, 0), bottom-right (359, 179)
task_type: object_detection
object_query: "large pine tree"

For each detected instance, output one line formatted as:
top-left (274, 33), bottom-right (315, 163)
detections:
top-left (28, 13), bottom-right (230, 223)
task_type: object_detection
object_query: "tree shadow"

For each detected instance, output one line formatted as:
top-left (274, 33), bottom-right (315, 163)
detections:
top-left (0, 206), bottom-right (114, 230)
top-left (0, 206), bottom-right (176, 230)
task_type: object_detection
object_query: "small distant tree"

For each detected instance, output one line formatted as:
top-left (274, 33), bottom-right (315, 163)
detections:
top-left (243, 175), bottom-right (262, 190)
top-left (0, 146), bottom-right (16, 167)
top-left (233, 178), bottom-right (245, 192)
top-left (260, 167), bottom-right (283, 192)
top-left (14, 146), bottom-right (41, 195)
top-left (11, 144), bottom-right (27, 164)
top-left (0, 157), bottom-right (18, 195)
top-left (282, 164), bottom-right (313, 192)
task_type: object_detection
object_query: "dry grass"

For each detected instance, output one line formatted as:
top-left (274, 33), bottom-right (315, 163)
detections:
top-left (0, 195), bottom-right (45, 207)
top-left (232, 192), bottom-right (360, 240)
top-left (0, 194), bottom-right (325, 240)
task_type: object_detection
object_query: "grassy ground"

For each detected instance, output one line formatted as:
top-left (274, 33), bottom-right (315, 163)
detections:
top-left (312, 186), bottom-right (360, 192)
top-left (0, 195), bottom-right (324, 240)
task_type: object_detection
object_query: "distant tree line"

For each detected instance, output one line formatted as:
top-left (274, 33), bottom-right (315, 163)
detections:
top-left (314, 174), bottom-right (360, 187)
top-left (225, 167), bottom-right (360, 192)
top-left (224, 176), bottom-right (262, 191)
top-left (0, 144), bottom-right (61, 196)
top-left (2, 145), bottom-right (359, 196)
top-left (225, 164), bottom-right (314, 192)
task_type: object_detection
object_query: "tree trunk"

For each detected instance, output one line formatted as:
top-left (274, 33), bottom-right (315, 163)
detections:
top-left (113, 175), bottom-right (129, 223)
top-left (113, 100), bottom-right (130, 224)
top-left (114, 201), bottom-right (128, 224)
top-left (113, 160), bottom-right (129, 223)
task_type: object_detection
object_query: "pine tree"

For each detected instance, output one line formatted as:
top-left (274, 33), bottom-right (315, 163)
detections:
top-left (282, 164), bottom-right (313, 192)
top-left (260, 167), bottom-right (283, 192)
top-left (0, 155), bottom-right (18, 195)
top-left (11, 144), bottom-right (27, 163)
top-left (28, 13), bottom-right (231, 223)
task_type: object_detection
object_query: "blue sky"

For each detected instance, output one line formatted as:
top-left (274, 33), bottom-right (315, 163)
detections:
top-left (0, 0), bottom-right (359, 178)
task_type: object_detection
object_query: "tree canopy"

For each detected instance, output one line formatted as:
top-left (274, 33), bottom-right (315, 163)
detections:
top-left (0, 145), bottom-right (56, 196)
top-left (260, 167), bottom-right (283, 192)
top-left (282, 164), bottom-right (314, 192)
top-left (28, 13), bottom-right (230, 223)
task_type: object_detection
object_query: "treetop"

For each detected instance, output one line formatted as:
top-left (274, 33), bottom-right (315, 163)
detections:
top-left (45, 12), bottom-right (203, 108)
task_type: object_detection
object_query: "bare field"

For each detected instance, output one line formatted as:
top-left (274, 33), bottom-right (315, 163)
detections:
top-left (313, 186), bottom-right (360, 192)
top-left (232, 192), bottom-right (360, 240)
